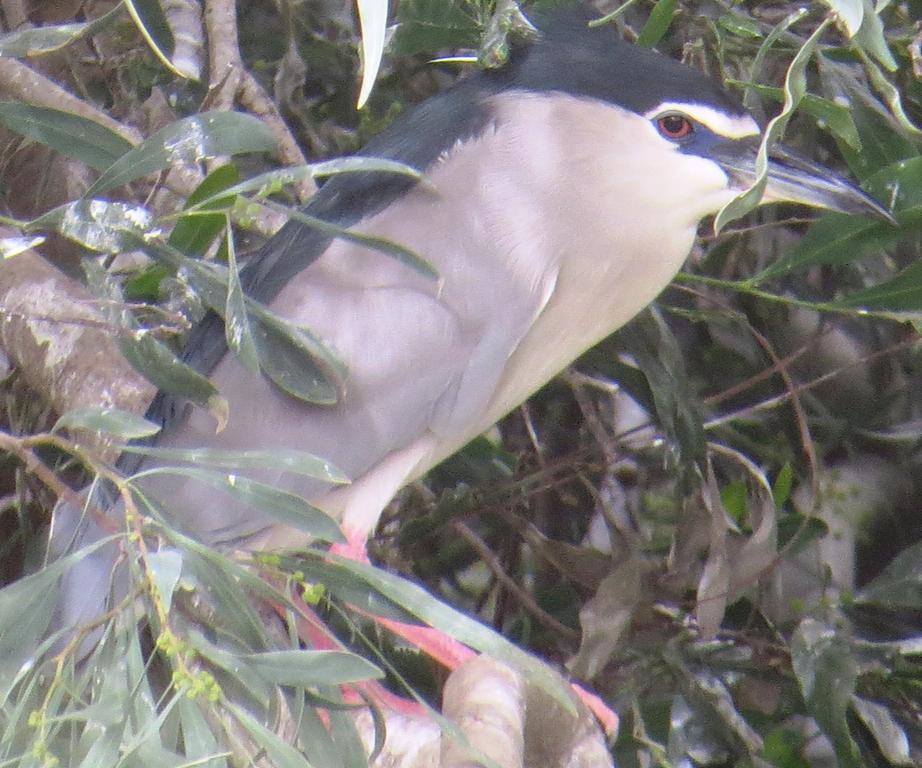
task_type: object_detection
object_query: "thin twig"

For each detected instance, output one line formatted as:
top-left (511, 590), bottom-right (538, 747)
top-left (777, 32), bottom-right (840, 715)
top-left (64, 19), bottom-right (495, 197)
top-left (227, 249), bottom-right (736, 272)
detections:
top-left (670, 283), bottom-right (818, 496)
top-left (453, 520), bottom-right (580, 642)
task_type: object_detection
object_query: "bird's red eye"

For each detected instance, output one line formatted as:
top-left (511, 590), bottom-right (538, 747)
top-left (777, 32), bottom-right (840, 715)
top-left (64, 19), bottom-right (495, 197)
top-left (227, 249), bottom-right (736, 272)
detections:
top-left (656, 113), bottom-right (694, 140)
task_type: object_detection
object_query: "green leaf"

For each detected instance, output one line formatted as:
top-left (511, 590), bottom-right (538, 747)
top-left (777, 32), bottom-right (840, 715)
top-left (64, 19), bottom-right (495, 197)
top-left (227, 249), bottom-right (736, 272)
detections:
top-left (169, 164), bottom-right (239, 257)
top-left (0, 103), bottom-right (133, 171)
top-left (791, 619), bottom-right (862, 768)
top-left (716, 15), bottom-right (832, 230)
top-left (836, 258), bottom-right (922, 311)
top-left (827, 83), bottom-right (918, 181)
top-left (743, 6), bottom-right (809, 111)
top-left (81, 257), bottom-right (227, 418)
top-left (778, 513), bottom-right (828, 553)
top-left (753, 214), bottom-right (895, 281)
top-left (862, 156), bottom-right (922, 215)
top-left (0, 234), bottom-right (45, 259)
top-left (30, 199), bottom-right (153, 253)
top-left (326, 702), bottom-right (371, 768)
top-left (124, 0), bottom-right (197, 79)
top-left (752, 155), bottom-right (922, 281)
top-left (177, 696), bottom-right (227, 767)
top-left (716, 12), bottom-right (763, 39)
top-left (261, 198), bottom-right (438, 282)
top-left (822, 0), bottom-right (863, 37)
top-left (187, 157), bottom-right (422, 210)
top-left (0, 3), bottom-right (125, 56)
top-left (0, 537), bottom-right (117, 686)
top-left (618, 309), bottom-right (706, 471)
top-left (251, 306), bottom-right (346, 405)
top-left (856, 540), bottom-right (922, 609)
top-left (226, 703), bottom-right (315, 768)
top-left (241, 649), bottom-right (383, 686)
top-left (133, 235), bottom-right (346, 405)
top-left (85, 112), bottom-right (277, 197)
top-left (853, 1), bottom-right (896, 71)
top-left (294, 705), bottom-right (348, 768)
top-left (637, 0), bottom-right (678, 47)
top-left (119, 331), bottom-right (227, 418)
top-left (762, 727), bottom-right (811, 768)
top-left (851, 697), bottom-right (912, 765)
top-left (224, 227), bottom-right (260, 374)
top-left (858, 50), bottom-right (922, 137)
top-left (132, 466), bottom-right (345, 543)
top-left (287, 556), bottom-right (417, 623)
top-left (160, 533), bottom-right (278, 650)
top-left (772, 463), bottom-right (794, 509)
top-left (146, 549), bottom-right (183, 614)
top-left (720, 479), bottom-right (747, 525)
top-left (392, 0), bottom-right (482, 56)
top-left (123, 264), bottom-right (170, 301)
top-left (119, 446), bottom-right (348, 483)
top-left (53, 407), bottom-right (161, 439)
top-left (183, 159), bottom-right (436, 280)
top-left (729, 83), bottom-right (861, 150)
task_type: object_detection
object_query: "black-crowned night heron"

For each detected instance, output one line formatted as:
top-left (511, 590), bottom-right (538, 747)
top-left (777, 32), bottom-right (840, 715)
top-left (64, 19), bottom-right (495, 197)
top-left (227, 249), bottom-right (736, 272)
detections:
top-left (52, 11), bottom-right (887, 652)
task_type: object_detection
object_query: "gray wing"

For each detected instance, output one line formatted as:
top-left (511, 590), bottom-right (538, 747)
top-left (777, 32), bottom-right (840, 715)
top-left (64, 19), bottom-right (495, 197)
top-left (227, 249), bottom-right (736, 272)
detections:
top-left (144, 163), bottom-right (559, 543)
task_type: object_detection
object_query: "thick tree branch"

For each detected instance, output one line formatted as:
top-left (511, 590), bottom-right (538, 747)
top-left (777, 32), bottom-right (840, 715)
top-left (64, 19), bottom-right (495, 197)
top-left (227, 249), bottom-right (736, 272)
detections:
top-left (0, 241), bottom-right (155, 420)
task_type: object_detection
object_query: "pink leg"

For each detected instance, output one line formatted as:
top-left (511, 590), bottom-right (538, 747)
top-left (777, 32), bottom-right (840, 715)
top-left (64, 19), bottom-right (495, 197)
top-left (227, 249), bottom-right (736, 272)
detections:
top-left (287, 593), bottom-right (429, 717)
top-left (326, 526), bottom-right (619, 737)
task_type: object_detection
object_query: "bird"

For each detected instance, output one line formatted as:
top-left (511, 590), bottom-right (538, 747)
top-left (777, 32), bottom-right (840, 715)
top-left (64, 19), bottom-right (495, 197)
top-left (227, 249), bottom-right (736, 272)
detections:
top-left (50, 9), bottom-right (889, 657)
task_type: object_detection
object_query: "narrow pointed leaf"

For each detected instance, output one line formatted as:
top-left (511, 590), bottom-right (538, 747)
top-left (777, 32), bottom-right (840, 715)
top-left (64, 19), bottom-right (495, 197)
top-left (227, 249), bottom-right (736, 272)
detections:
top-left (31, 199), bottom-right (153, 253)
top-left (53, 407), bottom-right (162, 440)
top-left (791, 619), bottom-right (862, 768)
top-left (146, 549), bottom-right (184, 614)
top-left (854, 3), bottom-right (896, 70)
top-left (637, 0), bottom-right (678, 47)
top-left (0, 3), bottom-right (125, 56)
top-left (186, 157), bottom-right (422, 211)
top-left (728, 83), bottom-right (861, 150)
top-left (716, 16), bottom-right (832, 230)
top-left (262, 199), bottom-right (438, 281)
top-left (852, 697), bottom-right (911, 765)
top-left (169, 164), bottom-right (239, 256)
top-left (823, 0), bottom-right (863, 37)
top-left (226, 703), bottom-right (315, 768)
top-left (133, 467), bottom-right (344, 542)
top-left (856, 540), bottom-right (922, 609)
top-left (224, 227), bottom-right (260, 374)
top-left (82, 255), bottom-right (227, 418)
top-left (86, 112), bottom-right (277, 197)
top-left (131, 235), bottom-right (346, 404)
top-left (119, 331), bottom-right (227, 419)
top-left (0, 234), bottom-right (45, 259)
top-left (0, 103), bottom-right (133, 171)
top-left (119, 446), bottom-right (348, 483)
top-left (241, 649), bottom-right (383, 686)
top-left (124, 0), bottom-right (195, 79)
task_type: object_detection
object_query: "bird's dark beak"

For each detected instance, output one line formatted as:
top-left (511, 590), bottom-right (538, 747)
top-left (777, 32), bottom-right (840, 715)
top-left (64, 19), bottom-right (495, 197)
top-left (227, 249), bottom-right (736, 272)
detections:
top-left (712, 138), bottom-right (895, 222)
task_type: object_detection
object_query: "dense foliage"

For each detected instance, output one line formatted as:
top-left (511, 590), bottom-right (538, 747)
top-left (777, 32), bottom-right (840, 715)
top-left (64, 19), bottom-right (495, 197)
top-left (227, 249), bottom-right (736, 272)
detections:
top-left (0, 1), bottom-right (920, 766)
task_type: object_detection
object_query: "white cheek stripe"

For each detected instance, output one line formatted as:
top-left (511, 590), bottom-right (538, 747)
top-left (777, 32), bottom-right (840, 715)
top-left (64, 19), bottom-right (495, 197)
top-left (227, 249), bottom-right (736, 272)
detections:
top-left (644, 101), bottom-right (760, 139)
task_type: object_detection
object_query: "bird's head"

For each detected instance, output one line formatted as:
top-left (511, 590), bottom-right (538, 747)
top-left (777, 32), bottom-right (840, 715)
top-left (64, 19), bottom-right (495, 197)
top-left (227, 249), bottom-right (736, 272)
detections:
top-left (489, 13), bottom-right (890, 228)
